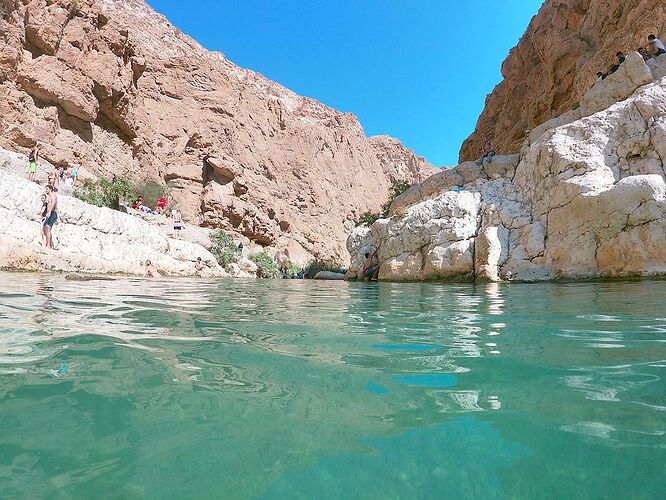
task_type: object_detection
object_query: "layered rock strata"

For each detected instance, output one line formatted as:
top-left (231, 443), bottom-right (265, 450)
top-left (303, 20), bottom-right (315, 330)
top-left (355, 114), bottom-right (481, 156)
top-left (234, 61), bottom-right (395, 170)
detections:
top-left (460, 0), bottom-right (666, 162)
top-left (349, 53), bottom-right (666, 282)
top-left (0, 0), bottom-right (433, 265)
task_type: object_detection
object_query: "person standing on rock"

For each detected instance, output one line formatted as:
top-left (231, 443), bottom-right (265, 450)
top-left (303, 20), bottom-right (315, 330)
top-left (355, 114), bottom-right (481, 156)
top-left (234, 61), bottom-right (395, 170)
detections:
top-left (172, 209), bottom-right (183, 236)
top-left (648, 35), bottom-right (666, 57)
top-left (476, 137), bottom-right (496, 166)
top-left (27, 144), bottom-right (40, 182)
top-left (42, 185), bottom-right (58, 249)
top-left (69, 164), bottom-right (79, 188)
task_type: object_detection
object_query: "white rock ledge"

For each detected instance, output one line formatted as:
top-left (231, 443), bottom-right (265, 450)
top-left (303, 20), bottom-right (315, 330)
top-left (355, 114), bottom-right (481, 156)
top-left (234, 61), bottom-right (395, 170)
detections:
top-left (0, 166), bottom-right (225, 277)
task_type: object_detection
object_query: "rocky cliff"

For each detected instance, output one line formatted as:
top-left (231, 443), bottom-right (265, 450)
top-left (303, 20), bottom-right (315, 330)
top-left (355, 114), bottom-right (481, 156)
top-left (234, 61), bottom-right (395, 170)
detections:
top-left (349, 53), bottom-right (666, 282)
top-left (460, 0), bottom-right (666, 162)
top-left (0, 0), bottom-right (434, 265)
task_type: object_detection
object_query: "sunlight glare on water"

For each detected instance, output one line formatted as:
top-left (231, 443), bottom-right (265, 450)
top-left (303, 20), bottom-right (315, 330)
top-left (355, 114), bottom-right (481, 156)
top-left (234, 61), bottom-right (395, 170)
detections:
top-left (0, 273), bottom-right (665, 498)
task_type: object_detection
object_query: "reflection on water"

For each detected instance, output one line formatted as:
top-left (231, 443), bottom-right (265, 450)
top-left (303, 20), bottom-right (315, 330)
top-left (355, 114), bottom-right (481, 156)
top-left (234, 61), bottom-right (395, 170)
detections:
top-left (0, 273), bottom-right (665, 498)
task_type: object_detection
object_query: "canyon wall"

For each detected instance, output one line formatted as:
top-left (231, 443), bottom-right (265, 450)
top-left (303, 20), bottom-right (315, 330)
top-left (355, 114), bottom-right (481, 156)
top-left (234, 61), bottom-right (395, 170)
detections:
top-left (0, 0), bottom-right (434, 265)
top-left (460, 0), bottom-right (666, 162)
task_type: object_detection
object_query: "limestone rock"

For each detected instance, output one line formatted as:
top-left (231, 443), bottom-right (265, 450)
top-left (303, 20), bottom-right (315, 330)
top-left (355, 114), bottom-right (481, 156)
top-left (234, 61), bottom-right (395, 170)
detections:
top-left (313, 271), bottom-right (346, 280)
top-left (349, 64), bottom-right (666, 282)
top-left (460, 0), bottom-right (666, 162)
top-left (0, 0), bottom-right (434, 267)
top-left (0, 149), bottom-right (225, 277)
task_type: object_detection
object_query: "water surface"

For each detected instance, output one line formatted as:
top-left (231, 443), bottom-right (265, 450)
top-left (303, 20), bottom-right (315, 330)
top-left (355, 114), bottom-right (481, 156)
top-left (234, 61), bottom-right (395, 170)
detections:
top-left (1, 273), bottom-right (665, 498)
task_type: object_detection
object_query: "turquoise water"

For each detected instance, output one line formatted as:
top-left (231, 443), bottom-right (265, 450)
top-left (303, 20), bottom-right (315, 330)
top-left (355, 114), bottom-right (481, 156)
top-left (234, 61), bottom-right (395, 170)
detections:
top-left (1, 273), bottom-right (665, 498)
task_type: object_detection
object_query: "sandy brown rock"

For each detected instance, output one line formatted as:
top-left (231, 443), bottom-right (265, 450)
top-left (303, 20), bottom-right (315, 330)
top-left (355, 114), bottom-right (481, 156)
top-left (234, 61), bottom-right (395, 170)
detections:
top-left (0, 0), bottom-right (433, 265)
top-left (460, 0), bottom-right (666, 162)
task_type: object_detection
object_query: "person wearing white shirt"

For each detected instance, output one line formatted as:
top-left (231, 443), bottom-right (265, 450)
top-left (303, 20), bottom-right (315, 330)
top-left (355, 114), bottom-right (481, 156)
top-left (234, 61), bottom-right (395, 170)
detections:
top-left (648, 34), bottom-right (666, 57)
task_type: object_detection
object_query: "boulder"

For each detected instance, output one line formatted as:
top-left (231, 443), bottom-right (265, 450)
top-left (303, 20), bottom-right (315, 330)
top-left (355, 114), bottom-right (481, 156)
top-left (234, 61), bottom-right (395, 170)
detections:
top-left (313, 271), bottom-right (346, 280)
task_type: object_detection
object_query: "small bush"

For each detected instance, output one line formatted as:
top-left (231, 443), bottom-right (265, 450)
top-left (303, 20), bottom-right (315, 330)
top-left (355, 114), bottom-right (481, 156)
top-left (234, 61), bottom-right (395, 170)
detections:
top-left (210, 230), bottom-right (239, 270)
top-left (250, 252), bottom-right (280, 278)
top-left (394, 206), bottom-right (408, 219)
top-left (304, 260), bottom-right (346, 279)
top-left (134, 180), bottom-right (168, 209)
top-left (355, 180), bottom-right (412, 226)
top-left (74, 176), bottom-right (134, 210)
top-left (356, 211), bottom-right (381, 227)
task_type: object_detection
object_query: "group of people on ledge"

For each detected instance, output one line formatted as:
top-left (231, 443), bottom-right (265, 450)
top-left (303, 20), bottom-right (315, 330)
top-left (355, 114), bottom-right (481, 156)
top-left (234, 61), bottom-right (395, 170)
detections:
top-left (596, 34), bottom-right (665, 81)
top-left (27, 144), bottom-right (79, 187)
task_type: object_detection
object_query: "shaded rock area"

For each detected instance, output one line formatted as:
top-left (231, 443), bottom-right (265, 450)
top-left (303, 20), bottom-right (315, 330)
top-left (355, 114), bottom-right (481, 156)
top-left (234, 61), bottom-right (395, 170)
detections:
top-left (460, 0), bottom-right (666, 162)
top-left (0, 0), bottom-right (433, 265)
top-left (349, 54), bottom-right (666, 282)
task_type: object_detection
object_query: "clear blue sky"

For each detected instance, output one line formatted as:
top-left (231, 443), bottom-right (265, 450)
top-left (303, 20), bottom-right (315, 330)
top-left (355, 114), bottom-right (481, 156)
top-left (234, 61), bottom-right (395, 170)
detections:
top-left (145, 0), bottom-right (543, 166)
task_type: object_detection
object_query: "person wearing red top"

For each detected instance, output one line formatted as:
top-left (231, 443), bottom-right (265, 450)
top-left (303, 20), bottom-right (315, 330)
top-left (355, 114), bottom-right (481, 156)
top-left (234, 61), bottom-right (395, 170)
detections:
top-left (157, 196), bottom-right (167, 214)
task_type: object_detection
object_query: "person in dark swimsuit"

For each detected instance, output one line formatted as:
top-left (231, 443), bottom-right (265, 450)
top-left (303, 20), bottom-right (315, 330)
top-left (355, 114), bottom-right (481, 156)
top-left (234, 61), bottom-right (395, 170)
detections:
top-left (42, 185), bottom-right (58, 249)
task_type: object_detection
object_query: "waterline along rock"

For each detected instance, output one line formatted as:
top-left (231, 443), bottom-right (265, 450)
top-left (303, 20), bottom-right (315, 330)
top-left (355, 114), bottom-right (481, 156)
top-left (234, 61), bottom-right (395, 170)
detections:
top-left (349, 53), bottom-right (666, 282)
top-left (0, 0), bottom-right (434, 266)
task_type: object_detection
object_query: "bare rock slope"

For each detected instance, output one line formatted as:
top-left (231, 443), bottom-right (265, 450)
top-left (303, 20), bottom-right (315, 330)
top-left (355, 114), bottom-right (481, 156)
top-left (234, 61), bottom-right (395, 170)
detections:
top-left (460, 0), bottom-right (666, 162)
top-left (350, 53), bottom-right (666, 282)
top-left (0, 0), bottom-right (433, 264)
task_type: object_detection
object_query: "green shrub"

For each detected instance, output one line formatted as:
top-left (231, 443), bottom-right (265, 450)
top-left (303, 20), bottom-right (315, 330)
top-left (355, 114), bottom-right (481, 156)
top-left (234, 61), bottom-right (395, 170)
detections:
top-left (74, 176), bottom-right (134, 210)
top-left (357, 211), bottom-right (381, 227)
top-left (250, 251), bottom-right (280, 278)
top-left (355, 180), bottom-right (412, 227)
top-left (133, 180), bottom-right (168, 209)
top-left (304, 260), bottom-right (346, 278)
top-left (210, 230), bottom-right (239, 270)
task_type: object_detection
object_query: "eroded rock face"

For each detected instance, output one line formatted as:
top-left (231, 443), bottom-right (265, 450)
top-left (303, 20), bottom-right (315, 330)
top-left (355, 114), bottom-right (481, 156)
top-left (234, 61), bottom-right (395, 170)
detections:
top-left (350, 57), bottom-right (666, 282)
top-left (0, 0), bottom-right (433, 265)
top-left (460, 0), bottom-right (666, 162)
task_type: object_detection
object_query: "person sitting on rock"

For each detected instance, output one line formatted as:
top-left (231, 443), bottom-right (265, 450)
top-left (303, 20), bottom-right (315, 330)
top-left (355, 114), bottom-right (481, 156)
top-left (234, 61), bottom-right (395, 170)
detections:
top-left (132, 196), bottom-right (143, 210)
top-left (648, 34), bottom-right (666, 57)
top-left (27, 144), bottom-right (40, 182)
top-left (156, 195), bottom-right (167, 214)
top-left (194, 257), bottom-right (206, 273)
top-left (144, 260), bottom-right (161, 278)
top-left (608, 52), bottom-right (625, 76)
top-left (637, 47), bottom-right (651, 61)
top-left (475, 137), bottom-right (496, 166)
